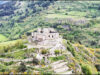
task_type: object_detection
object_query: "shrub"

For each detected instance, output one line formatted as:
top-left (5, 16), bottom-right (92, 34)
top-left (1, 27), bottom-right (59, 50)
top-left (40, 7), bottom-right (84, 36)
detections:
top-left (54, 50), bottom-right (60, 56)
top-left (6, 54), bottom-right (13, 58)
top-left (41, 59), bottom-right (45, 65)
top-left (81, 63), bottom-right (92, 75)
top-left (41, 49), bottom-right (48, 54)
top-left (32, 57), bottom-right (39, 65)
top-left (67, 41), bottom-right (76, 56)
top-left (0, 54), bottom-right (5, 57)
top-left (41, 71), bottom-right (53, 75)
top-left (0, 64), bottom-right (8, 72)
top-left (18, 44), bottom-right (27, 49)
top-left (29, 48), bottom-right (35, 52)
top-left (65, 13), bottom-right (68, 15)
top-left (4, 61), bottom-right (14, 66)
top-left (50, 55), bottom-right (65, 62)
top-left (18, 62), bottom-right (27, 72)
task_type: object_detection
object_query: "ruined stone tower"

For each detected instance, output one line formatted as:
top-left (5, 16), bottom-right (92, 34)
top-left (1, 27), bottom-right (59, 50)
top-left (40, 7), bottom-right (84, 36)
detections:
top-left (30, 28), bottom-right (60, 46)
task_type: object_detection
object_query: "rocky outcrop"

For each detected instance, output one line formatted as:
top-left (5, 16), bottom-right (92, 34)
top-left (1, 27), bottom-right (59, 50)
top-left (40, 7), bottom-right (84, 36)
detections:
top-left (51, 60), bottom-right (73, 74)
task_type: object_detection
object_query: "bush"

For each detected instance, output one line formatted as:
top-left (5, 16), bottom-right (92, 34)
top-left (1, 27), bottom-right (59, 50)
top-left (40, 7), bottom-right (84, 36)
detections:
top-left (67, 41), bottom-right (76, 56)
top-left (4, 61), bottom-right (14, 66)
top-left (32, 57), bottom-right (39, 65)
top-left (65, 13), bottom-right (68, 15)
top-left (81, 63), bottom-right (92, 75)
top-left (50, 55), bottom-right (65, 62)
top-left (18, 44), bottom-right (27, 49)
top-left (18, 62), bottom-right (27, 72)
top-left (6, 54), bottom-right (13, 58)
top-left (41, 71), bottom-right (53, 75)
top-left (0, 54), bottom-right (5, 57)
top-left (41, 59), bottom-right (45, 65)
top-left (0, 64), bottom-right (8, 72)
top-left (41, 49), bottom-right (48, 54)
top-left (54, 50), bottom-right (60, 56)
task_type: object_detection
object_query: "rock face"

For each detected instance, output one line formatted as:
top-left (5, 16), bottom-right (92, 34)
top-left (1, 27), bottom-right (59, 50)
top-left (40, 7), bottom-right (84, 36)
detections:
top-left (65, 51), bottom-right (82, 74)
top-left (27, 27), bottom-right (66, 55)
top-left (75, 63), bottom-right (82, 73)
top-left (49, 42), bottom-right (66, 55)
top-left (36, 53), bottom-right (43, 61)
top-left (51, 60), bottom-right (73, 74)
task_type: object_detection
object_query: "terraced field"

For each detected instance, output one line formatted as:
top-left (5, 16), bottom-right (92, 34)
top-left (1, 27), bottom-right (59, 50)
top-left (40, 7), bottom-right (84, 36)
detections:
top-left (0, 34), bottom-right (8, 42)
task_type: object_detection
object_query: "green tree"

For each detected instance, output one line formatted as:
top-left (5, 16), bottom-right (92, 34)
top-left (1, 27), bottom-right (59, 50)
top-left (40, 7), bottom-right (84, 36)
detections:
top-left (41, 49), bottom-right (48, 54)
top-left (81, 64), bottom-right (92, 75)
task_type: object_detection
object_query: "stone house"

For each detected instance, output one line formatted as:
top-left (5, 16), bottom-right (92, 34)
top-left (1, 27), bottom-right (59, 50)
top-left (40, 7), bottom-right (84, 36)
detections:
top-left (31, 28), bottom-right (59, 44)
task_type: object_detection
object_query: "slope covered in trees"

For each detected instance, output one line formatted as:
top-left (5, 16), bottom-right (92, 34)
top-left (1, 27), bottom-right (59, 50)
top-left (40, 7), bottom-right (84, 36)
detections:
top-left (0, 1), bottom-right (100, 48)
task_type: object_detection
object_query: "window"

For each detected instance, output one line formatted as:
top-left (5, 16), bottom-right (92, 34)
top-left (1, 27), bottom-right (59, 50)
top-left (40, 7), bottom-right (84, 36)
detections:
top-left (40, 31), bottom-right (43, 33)
top-left (52, 35), bottom-right (53, 38)
top-left (50, 31), bottom-right (52, 33)
top-left (32, 36), bottom-right (34, 38)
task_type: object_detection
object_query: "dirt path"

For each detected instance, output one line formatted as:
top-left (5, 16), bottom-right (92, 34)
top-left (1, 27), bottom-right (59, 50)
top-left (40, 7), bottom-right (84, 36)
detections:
top-left (0, 57), bottom-right (33, 62)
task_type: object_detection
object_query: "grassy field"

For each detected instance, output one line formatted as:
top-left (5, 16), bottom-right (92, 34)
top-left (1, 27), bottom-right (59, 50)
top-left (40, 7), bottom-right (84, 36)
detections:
top-left (68, 11), bottom-right (86, 17)
top-left (0, 39), bottom-right (22, 46)
top-left (0, 34), bottom-right (8, 42)
top-left (46, 13), bottom-right (85, 19)
top-left (46, 14), bottom-right (68, 18)
top-left (11, 50), bottom-right (25, 59)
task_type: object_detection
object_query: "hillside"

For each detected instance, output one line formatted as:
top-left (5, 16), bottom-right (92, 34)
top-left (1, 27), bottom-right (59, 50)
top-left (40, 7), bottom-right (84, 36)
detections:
top-left (0, 1), bottom-right (100, 48)
top-left (0, 37), bottom-right (98, 74)
top-left (0, 1), bottom-right (52, 40)
top-left (0, 1), bottom-right (100, 74)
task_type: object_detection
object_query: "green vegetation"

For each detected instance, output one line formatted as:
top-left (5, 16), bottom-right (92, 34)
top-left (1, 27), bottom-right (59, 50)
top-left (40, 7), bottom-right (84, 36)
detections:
top-left (63, 40), bottom-right (98, 74)
top-left (49, 55), bottom-right (65, 62)
top-left (0, 64), bottom-right (8, 72)
top-left (0, 1), bottom-right (100, 48)
top-left (11, 50), bottom-right (25, 59)
top-left (0, 34), bottom-right (8, 42)
top-left (66, 41), bottom-right (76, 56)
top-left (81, 63), bottom-right (92, 75)
top-left (41, 49), bottom-right (48, 54)
top-left (46, 14), bottom-right (68, 18)
top-left (95, 49), bottom-right (100, 64)
top-left (54, 50), bottom-right (60, 56)
top-left (36, 67), bottom-right (53, 75)
top-left (0, 39), bottom-right (28, 59)
top-left (0, 39), bottom-right (26, 54)
top-left (4, 61), bottom-right (14, 66)
top-left (0, 1), bottom-right (100, 74)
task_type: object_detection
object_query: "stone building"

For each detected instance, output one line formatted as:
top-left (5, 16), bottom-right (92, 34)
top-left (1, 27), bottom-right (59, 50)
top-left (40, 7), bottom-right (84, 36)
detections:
top-left (30, 28), bottom-right (60, 46)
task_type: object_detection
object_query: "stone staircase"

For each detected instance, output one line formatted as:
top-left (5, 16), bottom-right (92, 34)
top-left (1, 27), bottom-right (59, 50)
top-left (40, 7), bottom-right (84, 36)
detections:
top-left (51, 60), bottom-right (73, 74)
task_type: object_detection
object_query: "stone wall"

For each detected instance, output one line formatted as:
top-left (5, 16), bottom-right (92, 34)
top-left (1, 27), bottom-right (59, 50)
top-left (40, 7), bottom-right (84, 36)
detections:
top-left (30, 28), bottom-right (60, 46)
